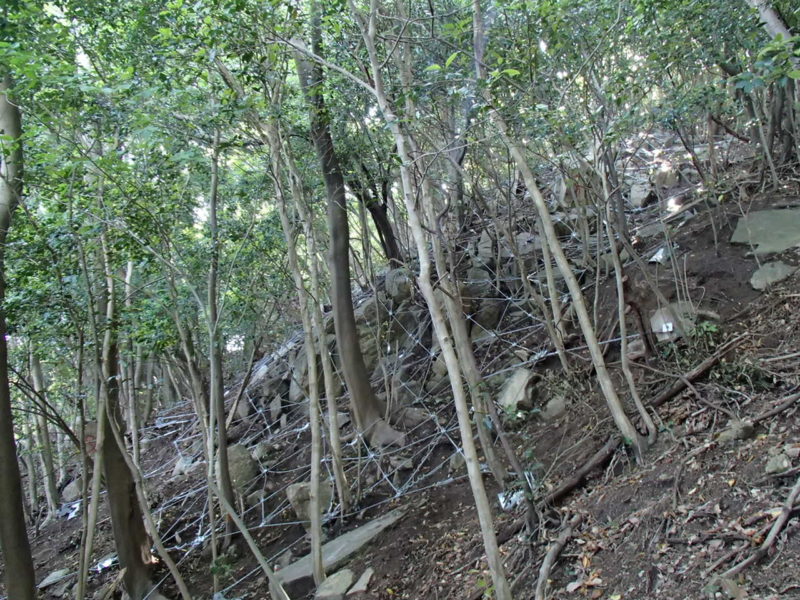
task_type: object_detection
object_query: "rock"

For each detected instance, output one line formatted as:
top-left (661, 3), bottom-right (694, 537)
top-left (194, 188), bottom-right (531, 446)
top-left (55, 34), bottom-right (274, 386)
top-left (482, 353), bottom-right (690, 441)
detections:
top-left (461, 267), bottom-right (494, 302)
top-left (541, 395), bottom-right (567, 421)
top-left (172, 455), bottom-right (197, 478)
top-left (353, 294), bottom-right (389, 325)
top-left (347, 568), bottom-right (375, 596)
top-left (235, 396), bottom-right (254, 420)
top-left (629, 180), bottom-right (653, 208)
top-left (277, 508), bottom-right (405, 584)
top-left (323, 411), bottom-right (351, 430)
top-left (650, 302), bottom-right (697, 342)
top-left (286, 480), bottom-right (334, 527)
top-left (385, 268), bottom-right (412, 303)
top-left (653, 163), bottom-right (679, 189)
top-left (476, 229), bottom-right (495, 263)
top-left (766, 453), bottom-right (791, 475)
top-left (448, 451), bottom-right (466, 475)
top-left (750, 260), bottom-right (796, 291)
top-left (62, 478), bottom-right (82, 503)
top-left (717, 420), bottom-right (755, 444)
top-left (731, 209), bottom-right (800, 255)
top-left (510, 231), bottom-right (542, 257)
top-left (626, 339), bottom-right (647, 361)
top-left (38, 568), bottom-right (72, 589)
top-left (269, 395), bottom-right (284, 423)
top-left (636, 222), bottom-right (668, 239)
top-left (314, 569), bottom-right (354, 600)
top-left (227, 444), bottom-right (258, 493)
top-left (470, 299), bottom-right (503, 334)
top-left (246, 489), bottom-right (266, 508)
top-left (498, 368), bottom-right (535, 412)
top-left (389, 455), bottom-right (413, 470)
top-left (253, 441), bottom-right (272, 462)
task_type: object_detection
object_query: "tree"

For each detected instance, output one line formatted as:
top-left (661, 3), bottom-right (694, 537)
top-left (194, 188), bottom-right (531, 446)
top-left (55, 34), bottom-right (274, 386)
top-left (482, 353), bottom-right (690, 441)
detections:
top-left (0, 71), bottom-right (36, 600)
top-left (294, 4), bottom-right (403, 447)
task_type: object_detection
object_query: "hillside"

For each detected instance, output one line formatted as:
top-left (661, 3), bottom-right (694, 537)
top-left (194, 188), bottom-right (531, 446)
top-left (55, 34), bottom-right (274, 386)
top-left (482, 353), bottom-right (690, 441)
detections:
top-left (16, 139), bottom-right (800, 600)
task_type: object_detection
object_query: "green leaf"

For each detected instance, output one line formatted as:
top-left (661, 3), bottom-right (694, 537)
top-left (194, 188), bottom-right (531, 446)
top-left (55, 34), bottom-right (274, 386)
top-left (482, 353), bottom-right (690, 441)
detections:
top-left (445, 51), bottom-right (459, 68)
top-left (425, 63), bottom-right (442, 72)
top-left (789, 70), bottom-right (800, 80)
top-left (502, 68), bottom-right (521, 77)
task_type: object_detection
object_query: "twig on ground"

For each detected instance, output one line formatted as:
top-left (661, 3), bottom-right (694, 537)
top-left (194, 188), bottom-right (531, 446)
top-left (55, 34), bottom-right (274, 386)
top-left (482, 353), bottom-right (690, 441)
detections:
top-left (534, 514), bottom-right (584, 600)
top-left (752, 391), bottom-right (800, 424)
top-left (650, 334), bottom-right (747, 408)
top-left (721, 474), bottom-right (800, 578)
top-left (497, 436), bottom-right (620, 546)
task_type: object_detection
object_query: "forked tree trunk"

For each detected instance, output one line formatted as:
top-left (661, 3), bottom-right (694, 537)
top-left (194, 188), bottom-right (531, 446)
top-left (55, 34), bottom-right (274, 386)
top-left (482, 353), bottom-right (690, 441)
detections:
top-left (346, 3), bottom-right (513, 597)
top-left (98, 231), bottom-right (155, 599)
top-left (0, 72), bottom-right (36, 600)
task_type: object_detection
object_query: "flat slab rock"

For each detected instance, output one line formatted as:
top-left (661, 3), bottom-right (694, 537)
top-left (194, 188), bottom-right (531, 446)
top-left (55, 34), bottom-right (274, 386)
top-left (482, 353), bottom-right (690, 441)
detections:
top-left (315, 569), bottom-right (354, 599)
top-left (276, 508), bottom-right (404, 584)
top-left (731, 209), bottom-right (800, 255)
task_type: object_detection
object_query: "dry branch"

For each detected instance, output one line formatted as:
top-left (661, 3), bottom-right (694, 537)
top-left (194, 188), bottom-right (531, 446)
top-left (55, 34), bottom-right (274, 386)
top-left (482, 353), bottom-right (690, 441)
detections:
top-left (649, 334), bottom-right (747, 408)
top-left (534, 514), bottom-right (584, 600)
top-left (721, 474), bottom-right (800, 578)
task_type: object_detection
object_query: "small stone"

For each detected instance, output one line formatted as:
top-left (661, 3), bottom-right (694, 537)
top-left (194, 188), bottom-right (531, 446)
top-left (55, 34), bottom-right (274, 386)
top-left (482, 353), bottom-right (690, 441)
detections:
top-left (38, 569), bottom-right (71, 589)
top-left (269, 395), bottom-right (283, 423)
top-left (314, 568), bottom-right (354, 600)
top-left (750, 261), bottom-right (797, 291)
top-left (246, 489), bottom-right (266, 508)
top-left (629, 180), bottom-right (653, 208)
top-left (286, 481), bottom-right (334, 527)
top-left (541, 396), bottom-right (567, 421)
top-left (766, 453), bottom-right (791, 475)
top-left (172, 455), bottom-right (197, 478)
top-left (448, 451), bottom-right (466, 475)
top-left (718, 420), bottom-right (755, 444)
top-left (61, 478), bottom-right (82, 502)
top-left (385, 268), bottom-right (413, 303)
top-left (227, 444), bottom-right (259, 493)
top-left (347, 567), bottom-right (375, 596)
top-left (498, 368), bottom-right (535, 412)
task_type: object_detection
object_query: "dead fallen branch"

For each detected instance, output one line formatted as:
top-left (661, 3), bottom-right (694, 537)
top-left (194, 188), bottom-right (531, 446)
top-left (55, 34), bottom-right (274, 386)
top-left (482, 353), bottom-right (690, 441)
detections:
top-left (721, 474), bottom-right (800, 578)
top-left (497, 436), bottom-right (621, 546)
top-left (542, 436), bottom-right (622, 507)
top-left (534, 514), bottom-right (584, 600)
top-left (650, 334), bottom-right (747, 408)
top-left (752, 391), bottom-right (800, 424)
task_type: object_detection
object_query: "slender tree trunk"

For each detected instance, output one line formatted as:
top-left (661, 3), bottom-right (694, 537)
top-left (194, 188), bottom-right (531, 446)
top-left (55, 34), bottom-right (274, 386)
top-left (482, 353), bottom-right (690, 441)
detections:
top-left (30, 350), bottom-right (59, 522)
top-left (472, 0), bottom-right (645, 458)
top-left (346, 3), bottom-right (513, 597)
top-left (124, 260), bottom-right (141, 466)
top-left (294, 12), bottom-right (402, 447)
top-left (0, 72), bottom-right (36, 600)
top-left (207, 131), bottom-right (237, 544)
top-left (272, 145), bottom-right (325, 584)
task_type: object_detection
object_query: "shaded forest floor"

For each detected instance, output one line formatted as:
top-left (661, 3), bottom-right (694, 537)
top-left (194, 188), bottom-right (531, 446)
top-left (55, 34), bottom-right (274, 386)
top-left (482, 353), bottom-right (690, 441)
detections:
top-left (8, 168), bottom-right (800, 600)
